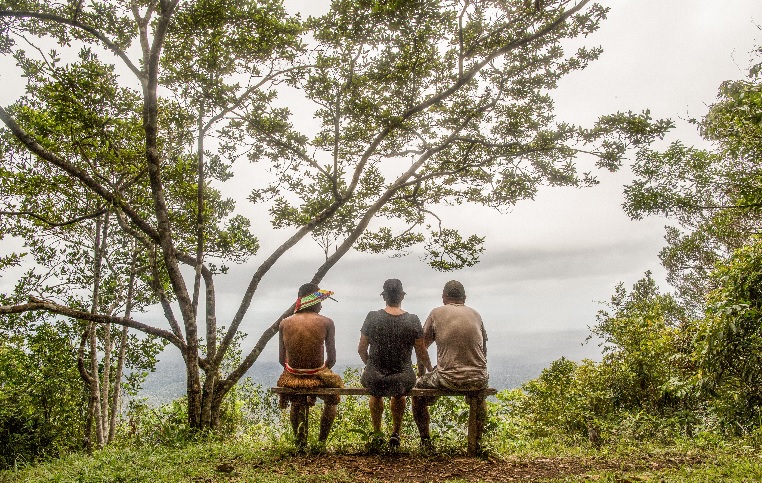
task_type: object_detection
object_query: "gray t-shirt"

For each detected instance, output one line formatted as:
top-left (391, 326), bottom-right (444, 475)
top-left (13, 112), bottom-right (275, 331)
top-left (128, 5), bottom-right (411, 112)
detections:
top-left (423, 304), bottom-right (488, 388)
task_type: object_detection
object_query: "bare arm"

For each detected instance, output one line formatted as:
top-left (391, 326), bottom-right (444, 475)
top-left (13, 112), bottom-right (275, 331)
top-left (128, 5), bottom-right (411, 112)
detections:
top-left (358, 334), bottom-right (370, 365)
top-left (278, 324), bottom-right (286, 367)
top-left (481, 323), bottom-right (488, 358)
top-left (422, 316), bottom-right (435, 348)
top-left (414, 337), bottom-right (433, 376)
top-left (325, 319), bottom-right (337, 369)
top-left (423, 334), bottom-right (434, 348)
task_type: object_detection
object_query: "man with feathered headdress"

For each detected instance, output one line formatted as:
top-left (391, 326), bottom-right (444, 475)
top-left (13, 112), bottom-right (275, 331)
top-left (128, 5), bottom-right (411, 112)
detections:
top-left (277, 282), bottom-right (343, 445)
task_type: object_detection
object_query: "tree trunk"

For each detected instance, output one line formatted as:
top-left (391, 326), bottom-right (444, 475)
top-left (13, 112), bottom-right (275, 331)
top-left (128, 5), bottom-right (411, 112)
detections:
top-left (185, 357), bottom-right (203, 428)
top-left (201, 372), bottom-right (217, 428)
top-left (84, 386), bottom-right (94, 452)
top-left (108, 324), bottom-right (129, 443)
top-left (88, 321), bottom-right (105, 448)
top-left (101, 319), bottom-right (112, 435)
top-left (108, 247), bottom-right (138, 442)
top-left (82, 214), bottom-right (107, 448)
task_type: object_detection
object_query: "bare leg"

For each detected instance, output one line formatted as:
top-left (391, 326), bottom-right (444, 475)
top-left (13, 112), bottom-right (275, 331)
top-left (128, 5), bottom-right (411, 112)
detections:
top-left (390, 395), bottom-right (406, 435)
top-left (412, 396), bottom-right (431, 441)
top-left (290, 400), bottom-right (308, 448)
top-left (318, 403), bottom-right (338, 442)
top-left (369, 396), bottom-right (384, 433)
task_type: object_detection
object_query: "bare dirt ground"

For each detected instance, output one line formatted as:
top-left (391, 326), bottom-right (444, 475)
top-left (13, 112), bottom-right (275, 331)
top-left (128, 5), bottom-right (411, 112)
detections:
top-left (263, 452), bottom-right (704, 482)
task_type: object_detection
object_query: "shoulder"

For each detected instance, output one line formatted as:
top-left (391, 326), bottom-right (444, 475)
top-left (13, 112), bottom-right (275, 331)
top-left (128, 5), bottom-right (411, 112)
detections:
top-left (363, 310), bottom-right (383, 323)
top-left (459, 306), bottom-right (485, 329)
top-left (280, 314), bottom-right (296, 327)
top-left (404, 312), bottom-right (421, 323)
top-left (464, 305), bottom-right (483, 319)
top-left (427, 305), bottom-right (447, 318)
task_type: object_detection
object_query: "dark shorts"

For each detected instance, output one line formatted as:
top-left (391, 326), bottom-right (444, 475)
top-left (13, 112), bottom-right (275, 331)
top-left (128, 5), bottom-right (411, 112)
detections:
top-left (361, 365), bottom-right (416, 397)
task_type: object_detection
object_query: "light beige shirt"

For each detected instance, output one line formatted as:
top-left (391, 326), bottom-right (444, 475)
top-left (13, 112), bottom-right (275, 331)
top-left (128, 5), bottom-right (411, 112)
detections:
top-left (423, 304), bottom-right (488, 388)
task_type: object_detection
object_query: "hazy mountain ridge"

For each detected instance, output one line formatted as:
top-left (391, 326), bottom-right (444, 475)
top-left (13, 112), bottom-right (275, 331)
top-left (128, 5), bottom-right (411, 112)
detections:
top-left (140, 330), bottom-right (600, 404)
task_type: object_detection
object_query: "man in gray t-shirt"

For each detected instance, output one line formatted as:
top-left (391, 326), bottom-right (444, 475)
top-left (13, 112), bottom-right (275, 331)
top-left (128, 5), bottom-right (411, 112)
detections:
top-left (412, 280), bottom-right (488, 446)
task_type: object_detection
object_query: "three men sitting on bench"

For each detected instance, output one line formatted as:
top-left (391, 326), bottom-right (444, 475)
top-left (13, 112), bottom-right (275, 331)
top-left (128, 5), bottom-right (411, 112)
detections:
top-left (277, 279), bottom-right (488, 448)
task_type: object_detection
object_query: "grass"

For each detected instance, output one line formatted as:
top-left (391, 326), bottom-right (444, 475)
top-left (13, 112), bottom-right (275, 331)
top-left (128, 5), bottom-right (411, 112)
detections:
top-left (0, 438), bottom-right (351, 483)
top-left (3, 430), bottom-right (762, 483)
top-left (548, 453), bottom-right (762, 482)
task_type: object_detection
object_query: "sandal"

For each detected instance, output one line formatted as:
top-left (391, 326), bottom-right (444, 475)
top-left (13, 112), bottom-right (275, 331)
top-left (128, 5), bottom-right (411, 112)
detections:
top-left (389, 432), bottom-right (400, 449)
top-left (420, 437), bottom-right (434, 454)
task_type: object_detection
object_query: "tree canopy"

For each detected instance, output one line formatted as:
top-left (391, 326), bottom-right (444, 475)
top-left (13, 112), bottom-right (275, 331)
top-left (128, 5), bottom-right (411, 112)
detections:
top-left (0, 0), bottom-right (670, 432)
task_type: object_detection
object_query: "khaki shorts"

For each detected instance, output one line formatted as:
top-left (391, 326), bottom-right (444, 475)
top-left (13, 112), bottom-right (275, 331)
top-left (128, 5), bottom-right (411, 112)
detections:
top-left (415, 369), bottom-right (488, 405)
top-left (416, 369), bottom-right (488, 391)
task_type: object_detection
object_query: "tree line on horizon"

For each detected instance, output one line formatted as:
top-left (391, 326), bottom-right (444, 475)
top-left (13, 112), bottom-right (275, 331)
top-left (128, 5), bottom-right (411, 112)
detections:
top-left (0, 0), bottom-right (759, 468)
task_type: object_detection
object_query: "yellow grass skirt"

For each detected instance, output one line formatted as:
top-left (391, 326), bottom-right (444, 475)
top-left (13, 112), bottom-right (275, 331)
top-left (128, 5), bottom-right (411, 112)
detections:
top-left (277, 366), bottom-right (343, 408)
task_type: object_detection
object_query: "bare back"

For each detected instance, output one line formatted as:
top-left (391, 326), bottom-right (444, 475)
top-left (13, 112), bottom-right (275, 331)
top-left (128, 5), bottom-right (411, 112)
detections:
top-left (279, 311), bottom-right (337, 369)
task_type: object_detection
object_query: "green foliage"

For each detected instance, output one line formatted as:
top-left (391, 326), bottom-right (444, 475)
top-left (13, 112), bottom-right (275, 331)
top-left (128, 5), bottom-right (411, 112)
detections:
top-left (515, 358), bottom-right (604, 439)
top-left (121, 380), bottom-right (282, 449)
top-left (620, 46), bottom-right (762, 436)
top-left (0, 320), bottom-right (87, 469)
top-left (263, 0), bottom-right (672, 266)
top-left (624, 46), bottom-right (762, 307)
top-left (424, 228), bottom-right (485, 271)
top-left (496, 275), bottom-right (705, 447)
top-left (694, 238), bottom-right (762, 431)
top-left (592, 273), bottom-right (696, 413)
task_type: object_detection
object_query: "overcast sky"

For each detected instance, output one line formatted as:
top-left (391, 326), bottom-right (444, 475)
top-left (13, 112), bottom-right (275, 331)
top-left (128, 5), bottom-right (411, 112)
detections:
top-left (235, 1), bottom-right (762, 362)
top-left (1, 1), bottom-right (760, 365)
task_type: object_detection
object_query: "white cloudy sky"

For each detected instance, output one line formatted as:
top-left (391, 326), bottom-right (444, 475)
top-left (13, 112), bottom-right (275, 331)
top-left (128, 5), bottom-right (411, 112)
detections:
top-left (1, 1), bottom-right (760, 365)
top-left (233, 0), bottom-right (761, 362)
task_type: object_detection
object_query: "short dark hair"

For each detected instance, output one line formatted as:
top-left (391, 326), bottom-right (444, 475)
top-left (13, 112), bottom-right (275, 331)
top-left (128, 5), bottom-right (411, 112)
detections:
top-left (442, 280), bottom-right (466, 302)
top-left (381, 279), bottom-right (405, 307)
top-left (297, 283), bottom-right (321, 312)
top-left (298, 283), bottom-right (320, 298)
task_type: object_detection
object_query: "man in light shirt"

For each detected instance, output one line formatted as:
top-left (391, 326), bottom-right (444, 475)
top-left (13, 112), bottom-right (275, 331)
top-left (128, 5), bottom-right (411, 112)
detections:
top-left (412, 280), bottom-right (488, 447)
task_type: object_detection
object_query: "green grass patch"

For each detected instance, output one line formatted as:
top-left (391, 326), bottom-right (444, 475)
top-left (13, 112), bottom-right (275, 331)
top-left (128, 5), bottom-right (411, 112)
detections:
top-left (0, 438), bottom-right (354, 483)
top-left (3, 435), bottom-right (761, 483)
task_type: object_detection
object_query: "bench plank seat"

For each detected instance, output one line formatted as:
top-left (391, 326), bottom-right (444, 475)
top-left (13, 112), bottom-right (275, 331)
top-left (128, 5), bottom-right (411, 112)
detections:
top-left (270, 387), bottom-right (497, 397)
top-left (270, 386), bottom-right (497, 455)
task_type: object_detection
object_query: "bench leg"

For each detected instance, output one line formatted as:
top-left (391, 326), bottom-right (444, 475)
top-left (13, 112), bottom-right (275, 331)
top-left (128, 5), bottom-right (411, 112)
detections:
top-left (466, 394), bottom-right (487, 456)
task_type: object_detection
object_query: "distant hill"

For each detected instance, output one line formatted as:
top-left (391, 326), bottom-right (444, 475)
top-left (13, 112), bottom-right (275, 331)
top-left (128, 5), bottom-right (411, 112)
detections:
top-left (140, 330), bottom-right (600, 404)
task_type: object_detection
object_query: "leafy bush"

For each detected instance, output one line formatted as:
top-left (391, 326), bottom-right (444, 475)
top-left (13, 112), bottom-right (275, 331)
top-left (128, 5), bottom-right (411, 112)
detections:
top-left (0, 322), bottom-right (87, 469)
top-left (494, 274), bottom-right (707, 447)
top-left (697, 239), bottom-right (762, 432)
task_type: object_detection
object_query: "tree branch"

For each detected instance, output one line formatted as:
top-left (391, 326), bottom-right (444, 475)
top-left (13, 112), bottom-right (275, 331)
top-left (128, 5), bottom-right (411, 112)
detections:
top-left (0, 297), bottom-right (185, 349)
top-left (0, 10), bottom-right (144, 85)
top-left (0, 208), bottom-right (106, 228)
top-left (0, 107), bottom-right (160, 242)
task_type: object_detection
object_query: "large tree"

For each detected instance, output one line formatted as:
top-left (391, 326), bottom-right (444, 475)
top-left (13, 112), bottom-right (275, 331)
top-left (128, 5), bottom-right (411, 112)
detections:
top-left (0, 51), bottom-right (179, 448)
top-left (0, 0), bottom-right (669, 430)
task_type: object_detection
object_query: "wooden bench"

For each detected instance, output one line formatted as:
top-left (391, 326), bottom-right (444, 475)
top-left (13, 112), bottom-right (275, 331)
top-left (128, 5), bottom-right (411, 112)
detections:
top-left (270, 387), bottom-right (497, 456)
